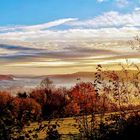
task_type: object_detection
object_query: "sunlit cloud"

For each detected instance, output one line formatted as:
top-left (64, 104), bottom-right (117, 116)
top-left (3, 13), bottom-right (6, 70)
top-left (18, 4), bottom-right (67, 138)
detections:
top-left (0, 18), bottom-right (77, 33)
top-left (0, 10), bottom-right (140, 43)
top-left (67, 10), bottom-right (140, 28)
top-left (0, 9), bottom-right (140, 75)
top-left (6, 61), bottom-right (77, 67)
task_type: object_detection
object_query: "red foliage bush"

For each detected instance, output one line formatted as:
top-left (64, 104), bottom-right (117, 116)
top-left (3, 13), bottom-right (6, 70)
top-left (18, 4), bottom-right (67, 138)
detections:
top-left (47, 88), bottom-right (67, 106)
top-left (11, 98), bottom-right (41, 121)
top-left (30, 88), bottom-right (47, 106)
top-left (30, 87), bottom-right (69, 117)
top-left (42, 88), bottom-right (69, 117)
top-left (65, 101), bottom-right (80, 115)
top-left (0, 91), bottom-right (13, 110)
top-left (67, 82), bottom-right (97, 114)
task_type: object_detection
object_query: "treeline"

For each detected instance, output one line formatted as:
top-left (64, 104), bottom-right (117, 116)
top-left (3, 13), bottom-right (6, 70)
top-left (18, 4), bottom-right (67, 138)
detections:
top-left (0, 81), bottom-right (140, 123)
top-left (1, 64), bottom-right (140, 123)
top-left (0, 81), bottom-right (140, 139)
top-left (0, 82), bottom-right (114, 121)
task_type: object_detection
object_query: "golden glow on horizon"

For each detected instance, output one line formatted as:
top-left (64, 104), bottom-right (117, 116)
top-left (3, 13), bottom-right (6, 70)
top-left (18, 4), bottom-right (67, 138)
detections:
top-left (1, 57), bottom-right (139, 76)
top-left (6, 61), bottom-right (77, 67)
top-left (5, 58), bottom-right (140, 67)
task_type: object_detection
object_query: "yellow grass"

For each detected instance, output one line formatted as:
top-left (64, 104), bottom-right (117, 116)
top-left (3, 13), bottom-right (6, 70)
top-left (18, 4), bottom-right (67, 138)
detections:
top-left (25, 116), bottom-right (79, 139)
top-left (24, 110), bottom-right (140, 139)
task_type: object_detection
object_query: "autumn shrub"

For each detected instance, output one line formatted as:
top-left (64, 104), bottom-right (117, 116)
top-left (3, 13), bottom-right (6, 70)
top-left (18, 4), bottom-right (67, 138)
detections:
top-left (65, 101), bottom-right (80, 116)
top-left (42, 88), bottom-right (69, 118)
top-left (30, 88), bottom-right (47, 106)
top-left (30, 87), bottom-right (69, 118)
top-left (66, 82), bottom-right (97, 116)
top-left (120, 112), bottom-right (140, 139)
top-left (0, 92), bottom-right (23, 140)
top-left (0, 91), bottom-right (13, 112)
top-left (94, 112), bottom-right (140, 140)
top-left (11, 98), bottom-right (41, 124)
top-left (0, 91), bottom-right (60, 140)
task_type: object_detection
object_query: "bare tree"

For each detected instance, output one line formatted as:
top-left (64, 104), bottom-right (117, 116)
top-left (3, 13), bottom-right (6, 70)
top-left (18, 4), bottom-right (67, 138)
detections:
top-left (40, 77), bottom-right (53, 89)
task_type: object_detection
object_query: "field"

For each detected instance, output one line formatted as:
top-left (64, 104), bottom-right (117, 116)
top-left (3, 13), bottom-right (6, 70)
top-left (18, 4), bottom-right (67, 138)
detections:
top-left (25, 117), bottom-right (78, 140)
top-left (25, 109), bottom-right (140, 140)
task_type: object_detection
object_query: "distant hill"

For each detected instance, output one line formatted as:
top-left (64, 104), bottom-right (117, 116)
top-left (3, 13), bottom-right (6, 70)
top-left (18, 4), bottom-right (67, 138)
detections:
top-left (0, 70), bottom-right (139, 92)
top-left (0, 75), bottom-right (14, 81)
top-left (1, 70), bottom-right (138, 81)
top-left (38, 70), bottom-right (139, 83)
top-left (39, 70), bottom-right (138, 78)
top-left (47, 72), bottom-right (94, 78)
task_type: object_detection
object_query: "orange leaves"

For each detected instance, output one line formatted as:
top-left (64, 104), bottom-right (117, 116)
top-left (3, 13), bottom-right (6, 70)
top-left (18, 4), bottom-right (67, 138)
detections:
top-left (67, 82), bottom-right (97, 115)
top-left (0, 91), bottom-right (41, 123)
top-left (11, 98), bottom-right (41, 119)
top-left (30, 89), bottom-right (47, 106)
top-left (106, 71), bottom-right (119, 81)
top-left (0, 91), bottom-right (13, 109)
top-left (71, 82), bottom-right (96, 99)
top-left (65, 101), bottom-right (80, 115)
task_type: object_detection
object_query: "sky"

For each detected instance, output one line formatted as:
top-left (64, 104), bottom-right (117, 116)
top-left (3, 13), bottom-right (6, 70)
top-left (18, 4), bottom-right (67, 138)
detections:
top-left (0, 0), bottom-right (140, 75)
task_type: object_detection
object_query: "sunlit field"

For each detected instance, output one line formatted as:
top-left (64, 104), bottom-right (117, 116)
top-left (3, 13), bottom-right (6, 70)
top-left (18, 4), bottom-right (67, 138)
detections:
top-left (24, 110), bottom-right (140, 139)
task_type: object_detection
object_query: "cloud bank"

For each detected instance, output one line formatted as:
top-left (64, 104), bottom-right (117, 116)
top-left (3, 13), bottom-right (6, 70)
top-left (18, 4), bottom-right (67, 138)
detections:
top-left (0, 9), bottom-right (140, 42)
top-left (0, 8), bottom-right (140, 75)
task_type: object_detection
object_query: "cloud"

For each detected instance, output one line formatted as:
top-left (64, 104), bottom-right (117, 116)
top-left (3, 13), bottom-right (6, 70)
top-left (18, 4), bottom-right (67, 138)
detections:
top-left (135, 7), bottom-right (140, 11)
top-left (0, 10), bottom-right (140, 74)
top-left (1, 39), bottom-right (140, 75)
top-left (0, 18), bottom-right (77, 33)
top-left (116, 0), bottom-right (129, 8)
top-left (0, 27), bottom-right (139, 43)
top-left (22, 18), bottom-right (78, 31)
top-left (0, 10), bottom-right (140, 42)
top-left (0, 44), bottom-right (40, 51)
top-left (68, 10), bottom-right (140, 28)
top-left (0, 40), bottom-right (138, 64)
top-left (0, 41), bottom-right (118, 60)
